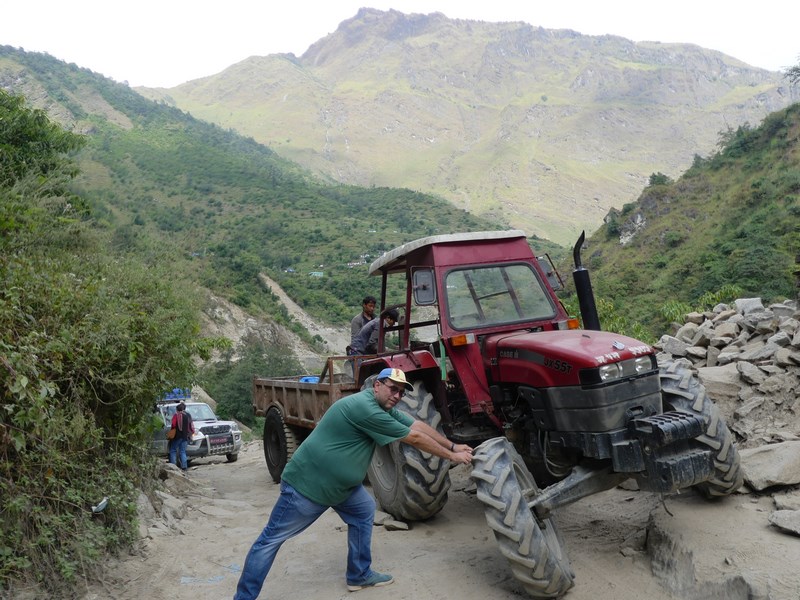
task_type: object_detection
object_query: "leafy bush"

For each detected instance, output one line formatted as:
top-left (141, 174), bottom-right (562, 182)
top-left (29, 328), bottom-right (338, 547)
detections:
top-left (648, 172), bottom-right (673, 186)
top-left (559, 294), bottom-right (655, 344)
top-left (0, 91), bottom-right (218, 596)
top-left (695, 284), bottom-right (743, 310)
top-left (605, 211), bottom-right (621, 239)
top-left (664, 231), bottom-right (684, 248)
top-left (659, 284), bottom-right (743, 326)
top-left (660, 300), bottom-right (692, 325)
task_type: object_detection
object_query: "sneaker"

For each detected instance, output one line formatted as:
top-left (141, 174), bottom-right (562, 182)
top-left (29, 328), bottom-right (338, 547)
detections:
top-left (346, 571), bottom-right (394, 592)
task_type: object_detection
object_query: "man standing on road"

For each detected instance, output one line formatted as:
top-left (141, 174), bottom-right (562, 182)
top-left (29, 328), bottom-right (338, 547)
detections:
top-left (233, 367), bottom-right (473, 599)
top-left (169, 402), bottom-right (194, 473)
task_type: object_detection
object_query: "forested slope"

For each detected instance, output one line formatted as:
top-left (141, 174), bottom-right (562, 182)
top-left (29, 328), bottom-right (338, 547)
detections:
top-left (2, 45), bottom-right (534, 333)
top-left (577, 102), bottom-right (800, 336)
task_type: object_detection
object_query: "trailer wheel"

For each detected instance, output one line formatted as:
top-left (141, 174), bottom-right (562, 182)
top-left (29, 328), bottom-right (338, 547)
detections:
top-left (263, 407), bottom-right (298, 483)
top-left (471, 437), bottom-right (574, 599)
top-left (367, 379), bottom-right (451, 521)
top-left (659, 360), bottom-right (743, 497)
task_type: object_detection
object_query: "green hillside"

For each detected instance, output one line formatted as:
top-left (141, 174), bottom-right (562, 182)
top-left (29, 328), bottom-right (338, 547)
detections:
top-left (577, 103), bottom-right (800, 335)
top-left (2, 42), bottom-right (797, 356)
top-left (2, 45), bottom-right (557, 335)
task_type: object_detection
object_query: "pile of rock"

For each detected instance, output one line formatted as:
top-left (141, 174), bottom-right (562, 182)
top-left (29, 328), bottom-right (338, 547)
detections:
top-left (654, 297), bottom-right (800, 449)
top-left (654, 297), bottom-right (800, 533)
top-left (656, 298), bottom-right (800, 372)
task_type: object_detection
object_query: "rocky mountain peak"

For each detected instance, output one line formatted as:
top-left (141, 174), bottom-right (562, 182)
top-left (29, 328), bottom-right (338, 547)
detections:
top-left (143, 10), bottom-right (798, 244)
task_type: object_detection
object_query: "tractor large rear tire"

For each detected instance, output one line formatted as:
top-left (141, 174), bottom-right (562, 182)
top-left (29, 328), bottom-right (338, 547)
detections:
top-left (659, 360), bottom-right (743, 497)
top-left (367, 379), bottom-right (451, 521)
top-left (471, 437), bottom-right (574, 599)
top-left (263, 407), bottom-right (298, 483)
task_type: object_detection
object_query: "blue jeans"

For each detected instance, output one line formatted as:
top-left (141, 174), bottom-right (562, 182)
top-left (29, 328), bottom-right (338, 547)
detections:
top-left (234, 481), bottom-right (376, 599)
top-left (169, 438), bottom-right (188, 470)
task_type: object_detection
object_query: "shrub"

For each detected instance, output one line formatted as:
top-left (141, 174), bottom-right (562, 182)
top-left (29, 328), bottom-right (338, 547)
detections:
top-left (1, 91), bottom-right (220, 595)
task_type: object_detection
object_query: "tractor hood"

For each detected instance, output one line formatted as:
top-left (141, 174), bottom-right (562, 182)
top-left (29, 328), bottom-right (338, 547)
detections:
top-left (485, 329), bottom-right (654, 387)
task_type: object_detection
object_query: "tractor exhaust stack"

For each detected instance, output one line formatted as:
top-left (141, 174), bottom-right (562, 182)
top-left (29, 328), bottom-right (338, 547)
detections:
top-left (572, 231), bottom-right (601, 331)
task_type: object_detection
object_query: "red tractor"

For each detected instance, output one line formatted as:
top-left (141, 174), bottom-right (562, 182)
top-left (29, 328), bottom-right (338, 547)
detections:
top-left (362, 230), bottom-right (741, 598)
top-left (256, 229), bottom-right (742, 599)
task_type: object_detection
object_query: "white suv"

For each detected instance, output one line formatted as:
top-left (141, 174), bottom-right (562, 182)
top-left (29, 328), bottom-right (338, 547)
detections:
top-left (152, 400), bottom-right (242, 463)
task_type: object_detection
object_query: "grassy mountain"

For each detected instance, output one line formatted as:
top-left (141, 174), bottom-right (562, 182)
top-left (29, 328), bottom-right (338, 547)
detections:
top-left (1, 45), bottom-right (538, 335)
top-left (137, 8), bottom-right (797, 245)
top-left (577, 102), bottom-right (800, 335)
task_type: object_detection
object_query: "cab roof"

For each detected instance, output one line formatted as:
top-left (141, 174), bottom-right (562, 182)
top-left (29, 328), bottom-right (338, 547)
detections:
top-left (368, 230), bottom-right (527, 276)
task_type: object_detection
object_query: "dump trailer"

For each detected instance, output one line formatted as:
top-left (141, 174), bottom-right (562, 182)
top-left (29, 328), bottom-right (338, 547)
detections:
top-left (254, 356), bottom-right (353, 483)
top-left (252, 230), bottom-right (743, 599)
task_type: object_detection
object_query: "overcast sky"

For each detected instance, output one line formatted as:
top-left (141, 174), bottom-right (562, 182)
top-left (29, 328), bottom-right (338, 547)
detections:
top-left (3, 1), bottom-right (798, 88)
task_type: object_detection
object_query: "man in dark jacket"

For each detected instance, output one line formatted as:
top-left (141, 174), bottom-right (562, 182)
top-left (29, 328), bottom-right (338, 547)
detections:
top-left (348, 295), bottom-right (377, 353)
top-left (349, 308), bottom-right (399, 355)
top-left (169, 402), bottom-right (195, 473)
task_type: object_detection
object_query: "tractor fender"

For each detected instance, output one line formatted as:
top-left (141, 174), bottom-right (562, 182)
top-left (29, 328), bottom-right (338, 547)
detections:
top-left (357, 349), bottom-right (439, 386)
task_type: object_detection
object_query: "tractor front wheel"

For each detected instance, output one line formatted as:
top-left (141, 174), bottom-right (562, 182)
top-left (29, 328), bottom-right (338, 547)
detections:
top-left (471, 437), bottom-right (574, 599)
top-left (659, 360), bottom-right (743, 497)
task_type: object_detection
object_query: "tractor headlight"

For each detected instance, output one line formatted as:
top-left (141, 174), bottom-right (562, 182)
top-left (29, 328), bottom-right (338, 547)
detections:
top-left (633, 356), bottom-right (655, 374)
top-left (599, 363), bottom-right (622, 382)
top-left (581, 355), bottom-right (657, 386)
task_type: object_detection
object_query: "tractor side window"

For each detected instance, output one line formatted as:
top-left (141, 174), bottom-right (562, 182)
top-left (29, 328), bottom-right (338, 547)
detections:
top-left (445, 263), bottom-right (556, 329)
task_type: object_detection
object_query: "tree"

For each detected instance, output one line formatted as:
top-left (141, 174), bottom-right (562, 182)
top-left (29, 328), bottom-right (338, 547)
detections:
top-left (201, 334), bottom-right (302, 426)
top-left (648, 172), bottom-right (673, 186)
top-left (784, 56), bottom-right (800, 86)
top-left (0, 89), bottom-right (85, 190)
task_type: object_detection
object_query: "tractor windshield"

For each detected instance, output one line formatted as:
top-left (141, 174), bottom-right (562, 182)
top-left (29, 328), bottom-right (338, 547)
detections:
top-left (444, 263), bottom-right (556, 330)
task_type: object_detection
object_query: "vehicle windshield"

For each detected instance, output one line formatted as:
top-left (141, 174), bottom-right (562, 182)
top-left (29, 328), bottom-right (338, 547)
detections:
top-left (187, 404), bottom-right (218, 421)
top-left (444, 263), bottom-right (556, 329)
top-left (161, 403), bottom-right (217, 422)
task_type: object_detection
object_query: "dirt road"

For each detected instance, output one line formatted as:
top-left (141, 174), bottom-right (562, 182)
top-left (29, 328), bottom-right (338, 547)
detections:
top-left (81, 441), bottom-right (799, 600)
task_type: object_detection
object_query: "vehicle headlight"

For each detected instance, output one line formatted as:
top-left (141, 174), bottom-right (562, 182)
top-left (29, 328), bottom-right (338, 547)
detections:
top-left (633, 356), bottom-right (654, 374)
top-left (581, 355), bottom-right (656, 386)
top-left (599, 363), bottom-right (622, 382)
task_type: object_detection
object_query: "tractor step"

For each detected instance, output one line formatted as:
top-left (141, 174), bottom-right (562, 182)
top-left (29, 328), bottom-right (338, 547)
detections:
top-left (629, 410), bottom-right (705, 446)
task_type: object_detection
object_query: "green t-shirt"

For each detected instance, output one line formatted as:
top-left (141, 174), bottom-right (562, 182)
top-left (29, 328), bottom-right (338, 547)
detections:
top-left (281, 387), bottom-right (414, 505)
